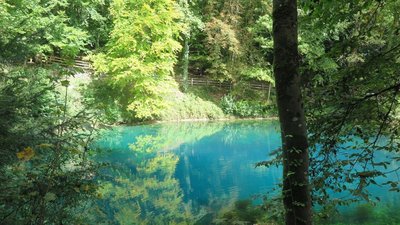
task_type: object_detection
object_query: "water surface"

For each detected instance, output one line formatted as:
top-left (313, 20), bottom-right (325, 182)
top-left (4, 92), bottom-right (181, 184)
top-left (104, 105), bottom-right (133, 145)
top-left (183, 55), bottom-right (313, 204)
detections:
top-left (92, 120), bottom-right (400, 224)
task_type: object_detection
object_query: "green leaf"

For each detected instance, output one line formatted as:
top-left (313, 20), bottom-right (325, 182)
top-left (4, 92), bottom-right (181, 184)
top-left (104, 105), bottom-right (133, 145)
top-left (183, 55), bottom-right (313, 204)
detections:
top-left (44, 192), bottom-right (57, 202)
top-left (61, 80), bottom-right (70, 87)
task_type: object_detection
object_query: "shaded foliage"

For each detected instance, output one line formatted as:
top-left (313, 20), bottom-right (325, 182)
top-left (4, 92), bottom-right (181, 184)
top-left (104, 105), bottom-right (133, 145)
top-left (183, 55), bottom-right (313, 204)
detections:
top-left (0, 65), bottom-right (101, 224)
top-left (0, 0), bottom-right (110, 61)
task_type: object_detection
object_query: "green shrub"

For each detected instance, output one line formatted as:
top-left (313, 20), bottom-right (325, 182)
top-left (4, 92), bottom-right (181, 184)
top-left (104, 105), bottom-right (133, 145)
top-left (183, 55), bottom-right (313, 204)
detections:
top-left (220, 94), bottom-right (236, 115)
top-left (160, 93), bottom-right (225, 121)
top-left (220, 94), bottom-right (276, 118)
top-left (215, 199), bottom-right (271, 225)
top-left (0, 65), bottom-right (100, 224)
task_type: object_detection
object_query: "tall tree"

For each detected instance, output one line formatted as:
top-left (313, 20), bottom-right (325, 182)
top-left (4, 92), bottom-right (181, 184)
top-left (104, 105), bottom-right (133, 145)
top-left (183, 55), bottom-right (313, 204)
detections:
top-left (177, 0), bottom-right (202, 92)
top-left (91, 0), bottom-right (183, 120)
top-left (272, 0), bottom-right (312, 224)
top-left (0, 0), bottom-right (91, 61)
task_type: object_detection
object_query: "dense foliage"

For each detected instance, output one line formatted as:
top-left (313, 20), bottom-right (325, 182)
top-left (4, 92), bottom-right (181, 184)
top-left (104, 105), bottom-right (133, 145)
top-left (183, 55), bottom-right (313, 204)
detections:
top-left (1, 0), bottom-right (400, 224)
top-left (90, 0), bottom-right (183, 120)
top-left (256, 0), bottom-right (400, 222)
top-left (301, 0), bottom-right (400, 212)
top-left (0, 0), bottom-right (110, 61)
top-left (87, 0), bottom-right (275, 121)
top-left (0, 65), bottom-right (100, 224)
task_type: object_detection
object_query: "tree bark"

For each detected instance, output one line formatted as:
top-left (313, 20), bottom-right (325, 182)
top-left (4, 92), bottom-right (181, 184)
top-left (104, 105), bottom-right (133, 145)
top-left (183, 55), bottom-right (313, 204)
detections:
top-left (179, 0), bottom-right (190, 92)
top-left (182, 34), bottom-right (189, 92)
top-left (272, 0), bottom-right (312, 224)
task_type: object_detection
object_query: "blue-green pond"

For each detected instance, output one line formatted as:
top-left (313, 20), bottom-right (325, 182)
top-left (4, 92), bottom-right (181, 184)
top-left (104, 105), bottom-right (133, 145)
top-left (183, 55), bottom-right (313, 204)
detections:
top-left (92, 120), bottom-right (400, 225)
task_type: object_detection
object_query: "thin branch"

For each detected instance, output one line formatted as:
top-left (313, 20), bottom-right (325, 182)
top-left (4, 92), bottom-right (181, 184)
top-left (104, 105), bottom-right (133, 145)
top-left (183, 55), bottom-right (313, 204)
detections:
top-left (356, 81), bottom-right (400, 103)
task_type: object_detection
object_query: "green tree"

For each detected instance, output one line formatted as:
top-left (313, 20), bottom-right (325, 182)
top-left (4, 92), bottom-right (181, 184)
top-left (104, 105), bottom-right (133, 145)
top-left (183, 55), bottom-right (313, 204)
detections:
top-left (177, 0), bottom-right (203, 92)
top-left (272, 0), bottom-right (312, 224)
top-left (186, 0), bottom-right (274, 105)
top-left (91, 0), bottom-right (183, 120)
top-left (300, 0), bottom-right (400, 210)
top-left (0, 0), bottom-right (92, 61)
top-left (64, 0), bottom-right (112, 49)
top-left (0, 65), bottom-right (100, 224)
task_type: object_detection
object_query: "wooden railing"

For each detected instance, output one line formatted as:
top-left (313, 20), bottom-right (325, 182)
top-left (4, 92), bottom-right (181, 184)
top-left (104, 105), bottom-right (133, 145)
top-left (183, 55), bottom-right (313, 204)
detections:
top-left (37, 56), bottom-right (92, 70)
top-left (38, 56), bottom-right (273, 91)
top-left (176, 76), bottom-right (273, 91)
top-left (176, 77), bottom-right (232, 88)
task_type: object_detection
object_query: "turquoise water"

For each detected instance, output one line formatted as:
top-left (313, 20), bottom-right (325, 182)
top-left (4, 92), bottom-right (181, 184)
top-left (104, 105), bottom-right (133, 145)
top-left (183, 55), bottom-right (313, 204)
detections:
top-left (92, 120), bottom-right (400, 224)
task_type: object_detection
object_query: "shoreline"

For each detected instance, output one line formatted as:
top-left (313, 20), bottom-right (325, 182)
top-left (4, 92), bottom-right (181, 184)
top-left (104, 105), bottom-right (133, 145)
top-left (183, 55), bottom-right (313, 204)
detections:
top-left (111, 116), bottom-right (279, 127)
top-left (155, 116), bottom-right (278, 123)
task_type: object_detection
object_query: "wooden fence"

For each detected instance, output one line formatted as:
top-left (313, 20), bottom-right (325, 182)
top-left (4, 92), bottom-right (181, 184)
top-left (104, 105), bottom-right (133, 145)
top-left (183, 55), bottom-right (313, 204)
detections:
top-left (176, 77), bottom-right (232, 88)
top-left (176, 77), bottom-right (273, 91)
top-left (38, 56), bottom-right (273, 91)
top-left (38, 56), bottom-right (92, 70)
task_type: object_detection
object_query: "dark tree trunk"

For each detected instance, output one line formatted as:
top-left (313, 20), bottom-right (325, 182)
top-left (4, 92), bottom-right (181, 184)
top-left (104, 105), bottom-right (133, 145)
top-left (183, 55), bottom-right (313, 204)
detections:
top-left (272, 0), bottom-right (312, 224)
top-left (182, 34), bottom-right (189, 92)
top-left (179, 0), bottom-right (190, 92)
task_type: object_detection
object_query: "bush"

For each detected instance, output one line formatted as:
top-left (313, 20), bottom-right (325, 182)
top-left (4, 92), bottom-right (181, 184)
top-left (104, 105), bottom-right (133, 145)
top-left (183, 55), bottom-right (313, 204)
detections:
top-left (160, 93), bottom-right (225, 121)
top-left (220, 94), bottom-right (276, 118)
top-left (0, 65), bottom-right (100, 224)
top-left (220, 94), bottom-right (236, 115)
top-left (215, 200), bottom-right (266, 225)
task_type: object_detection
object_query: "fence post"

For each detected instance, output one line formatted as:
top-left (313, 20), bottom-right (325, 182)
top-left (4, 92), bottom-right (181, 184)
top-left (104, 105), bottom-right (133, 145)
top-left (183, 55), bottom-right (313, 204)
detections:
top-left (267, 83), bottom-right (272, 103)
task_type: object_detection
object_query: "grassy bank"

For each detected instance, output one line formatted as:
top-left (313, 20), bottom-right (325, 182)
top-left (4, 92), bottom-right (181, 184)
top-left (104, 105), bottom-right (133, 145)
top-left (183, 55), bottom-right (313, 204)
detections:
top-left (84, 73), bottom-right (276, 124)
top-left (158, 85), bottom-right (276, 122)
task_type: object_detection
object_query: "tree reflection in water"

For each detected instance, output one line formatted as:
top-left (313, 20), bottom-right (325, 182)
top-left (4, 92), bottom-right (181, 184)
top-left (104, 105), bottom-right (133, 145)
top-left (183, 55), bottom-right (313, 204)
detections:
top-left (90, 122), bottom-right (225, 224)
